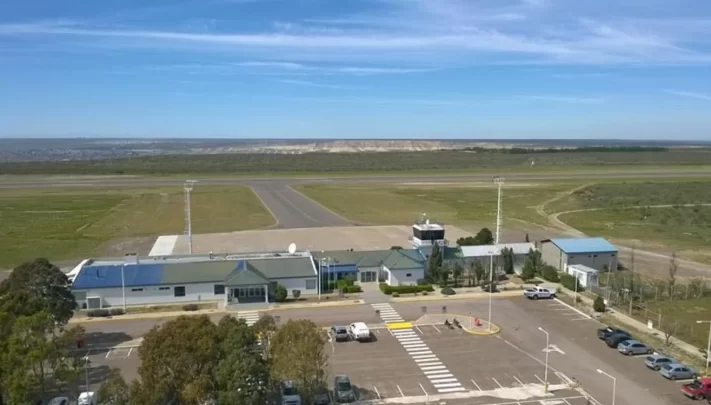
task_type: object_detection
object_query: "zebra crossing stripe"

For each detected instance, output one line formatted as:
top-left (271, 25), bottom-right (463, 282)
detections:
top-left (433, 383), bottom-right (462, 389)
top-left (431, 378), bottom-right (458, 384)
top-left (426, 373), bottom-right (454, 379)
top-left (417, 362), bottom-right (443, 367)
top-left (424, 370), bottom-right (452, 376)
top-left (421, 365), bottom-right (447, 371)
top-left (414, 357), bottom-right (438, 362)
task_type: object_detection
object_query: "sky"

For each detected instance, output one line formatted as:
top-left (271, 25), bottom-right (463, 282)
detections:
top-left (1, 0), bottom-right (711, 139)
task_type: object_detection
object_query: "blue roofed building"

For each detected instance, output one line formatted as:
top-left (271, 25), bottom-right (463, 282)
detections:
top-left (71, 252), bottom-right (318, 310)
top-left (538, 237), bottom-right (618, 272)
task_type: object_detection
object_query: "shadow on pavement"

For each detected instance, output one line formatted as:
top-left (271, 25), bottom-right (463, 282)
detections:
top-left (83, 331), bottom-right (134, 348)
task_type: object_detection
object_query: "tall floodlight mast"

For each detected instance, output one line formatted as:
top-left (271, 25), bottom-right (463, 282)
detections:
top-left (184, 180), bottom-right (198, 255)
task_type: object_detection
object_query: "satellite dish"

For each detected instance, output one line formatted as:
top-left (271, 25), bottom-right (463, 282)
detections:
top-left (288, 243), bottom-right (297, 254)
top-left (425, 219), bottom-right (430, 226)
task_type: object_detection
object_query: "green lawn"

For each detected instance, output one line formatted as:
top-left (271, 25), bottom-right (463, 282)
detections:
top-left (0, 186), bottom-right (274, 269)
top-left (645, 297), bottom-right (711, 350)
top-left (295, 182), bottom-right (578, 226)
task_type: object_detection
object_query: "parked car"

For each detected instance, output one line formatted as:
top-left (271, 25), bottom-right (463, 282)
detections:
top-left (333, 375), bottom-right (356, 403)
top-left (605, 333), bottom-right (633, 348)
top-left (617, 340), bottom-right (653, 356)
top-left (645, 354), bottom-right (676, 371)
top-left (523, 286), bottom-right (556, 300)
top-left (682, 377), bottom-right (711, 400)
top-left (349, 322), bottom-right (372, 342)
top-left (281, 380), bottom-right (302, 405)
top-left (313, 384), bottom-right (332, 405)
top-left (660, 363), bottom-right (698, 381)
top-left (78, 392), bottom-right (98, 405)
top-left (47, 398), bottom-right (69, 405)
top-left (597, 326), bottom-right (630, 340)
top-left (331, 325), bottom-right (350, 342)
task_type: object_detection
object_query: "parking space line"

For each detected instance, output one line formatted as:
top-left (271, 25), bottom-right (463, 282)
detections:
top-left (470, 379), bottom-right (482, 391)
top-left (105, 348), bottom-right (112, 359)
top-left (534, 374), bottom-right (544, 384)
top-left (397, 385), bottom-right (404, 397)
top-left (415, 325), bottom-right (424, 334)
top-left (373, 386), bottom-right (381, 400)
top-left (83, 350), bottom-right (90, 360)
top-left (431, 324), bottom-right (441, 333)
top-left (419, 383), bottom-right (428, 396)
top-left (553, 298), bottom-right (592, 319)
top-left (492, 377), bottom-right (503, 388)
top-left (512, 376), bottom-right (525, 387)
top-left (127, 347), bottom-right (133, 358)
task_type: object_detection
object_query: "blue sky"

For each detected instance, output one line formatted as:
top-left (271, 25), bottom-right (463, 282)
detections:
top-left (1, 0), bottom-right (711, 139)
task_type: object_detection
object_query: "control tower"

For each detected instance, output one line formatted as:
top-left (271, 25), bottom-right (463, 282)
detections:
top-left (409, 214), bottom-right (448, 257)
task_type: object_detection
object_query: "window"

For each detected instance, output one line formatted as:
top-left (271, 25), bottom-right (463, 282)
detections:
top-left (214, 284), bottom-right (225, 295)
top-left (159, 287), bottom-right (170, 291)
top-left (131, 288), bottom-right (143, 292)
top-left (305, 279), bottom-right (316, 290)
top-left (406, 273), bottom-right (412, 277)
top-left (174, 286), bottom-right (186, 297)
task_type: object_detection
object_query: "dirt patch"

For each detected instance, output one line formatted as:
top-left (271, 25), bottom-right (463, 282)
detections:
top-left (94, 236), bottom-right (157, 258)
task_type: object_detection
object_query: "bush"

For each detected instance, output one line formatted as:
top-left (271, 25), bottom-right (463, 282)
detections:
top-left (109, 308), bottom-right (125, 316)
top-left (343, 285), bottom-right (362, 293)
top-left (481, 282), bottom-right (498, 293)
top-left (541, 266), bottom-right (560, 282)
top-left (417, 279), bottom-right (429, 286)
top-left (379, 283), bottom-right (435, 295)
top-left (87, 309), bottom-right (110, 317)
top-left (337, 275), bottom-right (357, 290)
top-left (392, 292), bottom-right (400, 297)
top-left (440, 287), bottom-right (456, 295)
top-left (422, 291), bottom-right (429, 296)
top-left (275, 285), bottom-right (288, 302)
top-left (594, 295), bottom-right (606, 312)
top-left (292, 289), bottom-right (302, 299)
top-left (183, 303), bottom-right (199, 311)
top-left (560, 274), bottom-right (584, 292)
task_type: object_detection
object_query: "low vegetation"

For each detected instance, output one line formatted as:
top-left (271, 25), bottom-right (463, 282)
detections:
top-left (1, 149), bottom-right (709, 175)
top-left (0, 186), bottom-right (274, 269)
top-left (378, 283), bottom-right (434, 295)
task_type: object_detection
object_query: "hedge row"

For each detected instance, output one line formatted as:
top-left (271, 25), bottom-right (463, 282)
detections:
top-left (541, 266), bottom-right (560, 283)
top-left (343, 285), bottom-right (363, 293)
top-left (560, 274), bottom-right (584, 292)
top-left (87, 308), bottom-right (125, 317)
top-left (379, 283), bottom-right (434, 295)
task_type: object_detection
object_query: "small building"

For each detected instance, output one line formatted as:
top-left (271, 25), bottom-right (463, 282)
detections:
top-left (313, 248), bottom-right (426, 286)
top-left (566, 264), bottom-right (600, 288)
top-left (71, 252), bottom-right (318, 309)
top-left (539, 237), bottom-right (617, 272)
top-left (457, 243), bottom-right (535, 275)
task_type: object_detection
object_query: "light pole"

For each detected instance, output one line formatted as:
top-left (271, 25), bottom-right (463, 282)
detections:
top-left (697, 320), bottom-right (711, 376)
top-left (488, 176), bottom-right (504, 332)
top-left (318, 257), bottom-right (323, 302)
top-left (184, 180), bottom-right (197, 255)
top-left (597, 369), bottom-right (616, 405)
top-left (538, 327), bottom-right (549, 393)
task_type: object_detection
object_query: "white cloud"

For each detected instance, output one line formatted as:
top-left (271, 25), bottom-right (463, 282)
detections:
top-left (666, 90), bottom-right (711, 101)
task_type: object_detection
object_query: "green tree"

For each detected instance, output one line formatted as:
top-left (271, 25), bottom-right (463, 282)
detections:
top-left (7, 311), bottom-right (57, 400)
top-left (438, 265), bottom-right (450, 287)
top-left (270, 319), bottom-right (328, 402)
top-left (501, 247), bottom-right (515, 275)
top-left (593, 296), bottom-right (606, 313)
top-left (98, 369), bottom-right (131, 405)
top-left (473, 228), bottom-right (494, 245)
top-left (473, 261), bottom-right (486, 286)
top-left (452, 263), bottom-right (463, 288)
top-left (427, 244), bottom-right (442, 283)
top-left (525, 233), bottom-right (530, 243)
top-left (216, 317), bottom-right (270, 405)
top-left (134, 315), bottom-right (219, 405)
top-left (275, 285), bottom-right (288, 302)
top-left (0, 258), bottom-right (77, 325)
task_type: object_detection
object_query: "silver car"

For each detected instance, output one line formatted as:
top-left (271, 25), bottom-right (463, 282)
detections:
top-left (659, 363), bottom-right (698, 380)
top-left (645, 354), bottom-right (675, 370)
top-left (617, 340), bottom-right (652, 356)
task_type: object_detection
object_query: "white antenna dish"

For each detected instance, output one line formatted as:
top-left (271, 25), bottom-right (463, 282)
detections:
top-left (425, 219), bottom-right (430, 226)
top-left (288, 243), bottom-right (297, 254)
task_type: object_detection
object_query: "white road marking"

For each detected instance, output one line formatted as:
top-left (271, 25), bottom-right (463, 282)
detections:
top-left (425, 370), bottom-right (452, 376)
top-left (470, 379), bottom-right (482, 391)
top-left (415, 325), bottom-right (424, 334)
top-left (405, 346), bottom-right (429, 352)
top-left (421, 365), bottom-right (447, 371)
top-left (534, 374), bottom-right (545, 384)
top-left (127, 347), bottom-right (133, 358)
top-left (408, 349), bottom-right (433, 355)
top-left (492, 377), bottom-right (503, 388)
top-left (419, 383), bottom-right (428, 396)
top-left (397, 337), bottom-right (422, 343)
top-left (373, 386), bottom-right (381, 399)
top-left (437, 387), bottom-right (466, 393)
top-left (432, 325), bottom-right (441, 333)
top-left (427, 373), bottom-right (454, 379)
top-left (413, 354), bottom-right (437, 360)
top-left (430, 378), bottom-right (458, 384)
top-left (414, 357), bottom-right (439, 364)
top-left (105, 349), bottom-right (112, 359)
top-left (513, 376), bottom-right (525, 387)
top-left (553, 298), bottom-right (592, 319)
top-left (237, 312), bottom-right (261, 326)
top-left (404, 344), bottom-right (428, 349)
top-left (397, 385), bottom-right (405, 397)
top-left (418, 362), bottom-right (443, 367)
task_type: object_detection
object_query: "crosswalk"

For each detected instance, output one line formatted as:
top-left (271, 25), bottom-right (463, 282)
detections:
top-left (237, 312), bottom-right (261, 326)
top-left (371, 303), bottom-right (404, 323)
top-left (371, 304), bottom-right (466, 394)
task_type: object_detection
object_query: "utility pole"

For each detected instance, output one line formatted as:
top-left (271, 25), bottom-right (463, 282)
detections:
top-left (184, 180), bottom-right (197, 255)
top-left (488, 176), bottom-right (504, 332)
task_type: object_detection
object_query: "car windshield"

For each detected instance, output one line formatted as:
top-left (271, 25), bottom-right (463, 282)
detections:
top-left (336, 328), bottom-right (347, 333)
top-left (282, 386), bottom-right (298, 396)
top-left (661, 364), bottom-right (673, 371)
top-left (337, 381), bottom-right (352, 391)
top-left (619, 341), bottom-right (631, 346)
top-left (687, 380), bottom-right (703, 389)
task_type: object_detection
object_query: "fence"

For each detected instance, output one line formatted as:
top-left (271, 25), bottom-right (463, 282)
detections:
top-left (589, 271), bottom-right (711, 349)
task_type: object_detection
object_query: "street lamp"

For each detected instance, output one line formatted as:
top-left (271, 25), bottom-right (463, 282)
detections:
top-left (538, 327), bottom-right (549, 393)
top-left (488, 177), bottom-right (504, 332)
top-left (596, 369), bottom-right (616, 405)
top-left (697, 320), bottom-right (711, 376)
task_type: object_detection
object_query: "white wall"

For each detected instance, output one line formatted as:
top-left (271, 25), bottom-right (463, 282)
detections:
top-left (356, 266), bottom-right (380, 284)
top-left (564, 252), bottom-right (617, 272)
top-left (383, 266), bottom-right (424, 286)
top-left (273, 277), bottom-right (318, 296)
top-left (75, 282), bottom-right (225, 308)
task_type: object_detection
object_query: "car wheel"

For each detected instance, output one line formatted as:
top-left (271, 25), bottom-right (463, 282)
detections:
top-left (671, 375), bottom-right (677, 381)
top-left (654, 366), bottom-right (660, 371)
top-left (532, 295), bottom-right (539, 300)
top-left (550, 294), bottom-right (556, 299)
top-left (696, 394), bottom-right (704, 400)
top-left (693, 374), bottom-right (698, 379)
top-left (647, 349), bottom-right (653, 354)
top-left (626, 351), bottom-right (632, 356)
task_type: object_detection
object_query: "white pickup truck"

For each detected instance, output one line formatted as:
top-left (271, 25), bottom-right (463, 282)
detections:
top-left (523, 286), bottom-right (556, 300)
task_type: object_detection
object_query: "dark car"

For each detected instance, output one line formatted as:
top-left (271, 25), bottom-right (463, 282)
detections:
top-left (598, 327), bottom-right (630, 340)
top-left (331, 326), bottom-right (350, 342)
top-left (333, 375), bottom-right (355, 403)
top-left (606, 333), bottom-right (633, 348)
top-left (312, 384), bottom-right (331, 405)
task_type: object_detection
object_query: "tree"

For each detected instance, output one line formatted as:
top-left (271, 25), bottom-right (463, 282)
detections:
top-left (593, 296), bottom-right (606, 313)
top-left (473, 261), bottom-right (485, 286)
top-left (0, 258), bottom-right (77, 325)
top-left (275, 285), bottom-right (288, 302)
top-left (668, 252), bottom-right (679, 299)
top-left (215, 317), bottom-right (270, 405)
top-left (525, 233), bottom-right (530, 243)
top-left (6, 311), bottom-right (57, 400)
top-left (292, 290), bottom-right (302, 300)
top-left (521, 249), bottom-right (543, 278)
top-left (520, 260), bottom-right (536, 281)
top-left (134, 315), bottom-right (220, 405)
top-left (501, 247), bottom-right (515, 275)
top-left (438, 264), bottom-right (450, 287)
top-left (427, 244), bottom-right (442, 283)
top-left (270, 319), bottom-right (328, 402)
top-left (473, 227), bottom-right (494, 245)
top-left (452, 263), bottom-right (463, 288)
top-left (98, 369), bottom-right (131, 405)
top-left (661, 319), bottom-right (678, 346)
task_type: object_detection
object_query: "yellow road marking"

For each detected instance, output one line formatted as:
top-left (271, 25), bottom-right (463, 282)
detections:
top-left (386, 322), bottom-right (413, 329)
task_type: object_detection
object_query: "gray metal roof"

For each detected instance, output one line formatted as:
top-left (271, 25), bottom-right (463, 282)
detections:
top-left (247, 256), bottom-right (316, 279)
top-left (225, 264), bottom-right (271, 286)
top-left (313, 250), bottom-right (392, 268)
top-left (161, 261), bottom-right (236, 285)
top-left (382, 249), bottom-right (425, 270)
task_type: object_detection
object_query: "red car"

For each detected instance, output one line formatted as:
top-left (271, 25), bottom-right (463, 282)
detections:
top-left (682, 377), bottom-right (711, 400)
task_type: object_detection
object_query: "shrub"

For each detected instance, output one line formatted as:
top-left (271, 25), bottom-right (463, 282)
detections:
top-left (275, 285), bottom-right (288, 302)
top-left (481, 282), bottom-right (498, 293)
top-left (87, 309), bottom-right (110, 317)
top-left (379, 283), bottom-right (434, 295)
top-left (292, 289), bottom-right (302, 299)
top-left (541, 266), bottom-right (560, 282)
top-left (422, 291), bottom-right (429, 296)
top-left (440, 287), bottom-right (456, 295)
top-left (593, 295), bottom-right (606, 312)
top-left (109, 308), bottom-right (125, 316)
top-left (343, 285), bottom-right (362, 293)
top-left (560, 274), bottom-right (584, 292)
top-left (417, 279), bottom-right (429, 286)
top-left (183, 303), bottom-right (199, 311)
top-left (392, 292), bottom-right (400, 297)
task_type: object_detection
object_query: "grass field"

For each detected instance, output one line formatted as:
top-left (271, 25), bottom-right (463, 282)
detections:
top-left (644, 298), bottom-right (711, 350)
top-left (0, 186), bottom-right (274, 269)
top-left (295, 182), bottom-right (579, 227)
